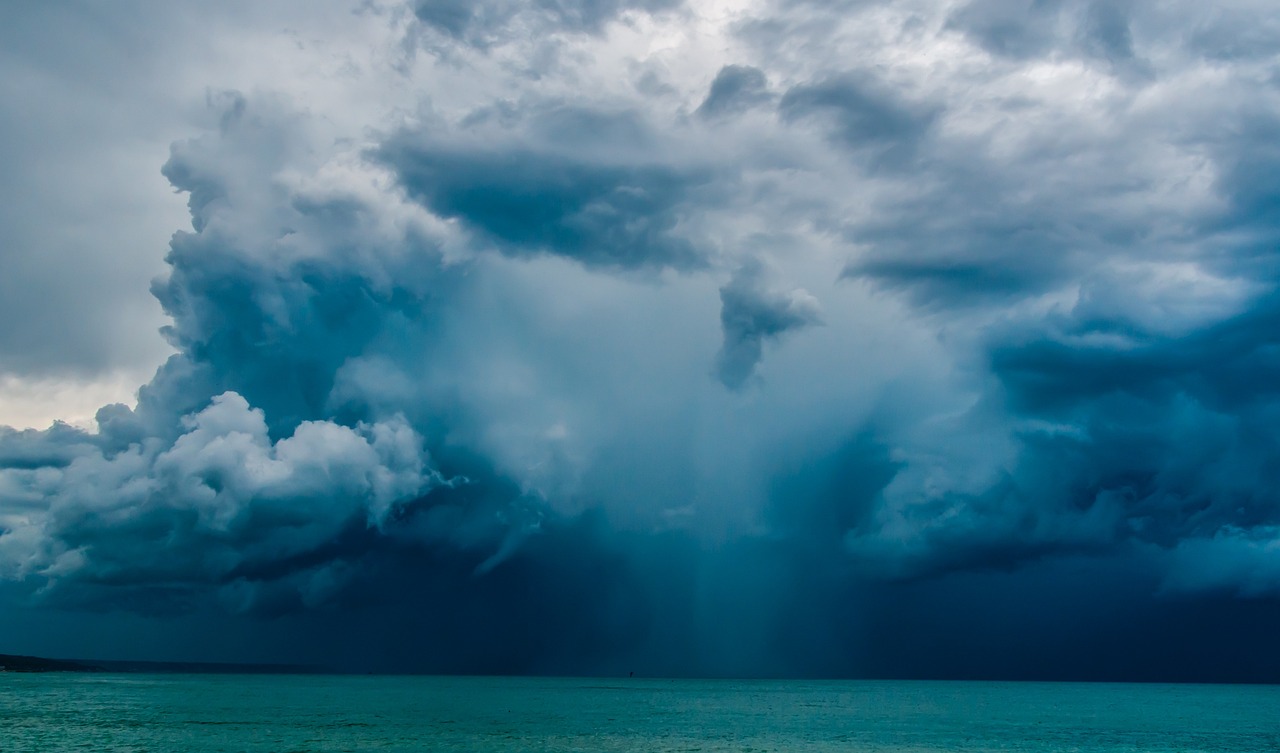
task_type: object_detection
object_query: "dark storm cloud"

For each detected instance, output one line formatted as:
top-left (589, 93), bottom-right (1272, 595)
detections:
top-left (380, 106), bottom-right (714, 270)
top-left (145, 96), bottom-right (453, 434)
top-left (835, 139), bottom-right (1280, 585)
top-left (991, 293), bottom-right (1280, 415)
top-left (778, 74), bottom-right (938, 168)
top-left (0, 92), bottom-right (713, 650)
top-left (412, 0), bottom-right (487, 40)
top-left (7, 0), bottom-right (1280, 681)
top-left (950, 292), bottom-right (1280, 569)
top-left (714, 262), bottom-right (821, 389)
top-left (822, 283), bottom-right (1280, 584)
top-left (696, 65), bottom-right (772, 120)
top-left (842, 214), bottom-right (1078, 307)
top-left (0, 96), bottom-right (471, 616)
top-left (752, 1), bottom-right (1280, 598)
top-left (1208, 112), bottom-right (1280, 264)
top-left (836, 152), bottom-right (1100, 307)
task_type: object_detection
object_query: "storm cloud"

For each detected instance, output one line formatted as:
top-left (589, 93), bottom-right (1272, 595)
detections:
top-left (696, 65), bottom-right (772, 120)
top-left (2, 0), bottom-right (1280, 680)
top-left (380, 106), bottom-right (714, 270)
top-left (715, 261), bottom-right (822, 389)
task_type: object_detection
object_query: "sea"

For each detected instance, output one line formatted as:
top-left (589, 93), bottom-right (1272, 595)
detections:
top-left (2, 674), bottom-right (1277, 752)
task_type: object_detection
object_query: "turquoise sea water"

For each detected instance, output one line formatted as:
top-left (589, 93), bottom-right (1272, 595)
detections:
top-left (2, 674), bottom-right (1277, 752)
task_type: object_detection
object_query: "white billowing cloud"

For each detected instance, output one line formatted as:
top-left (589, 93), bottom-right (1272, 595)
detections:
top-left (0, 392), bottom-right (438, 587)
top-left (0, 0), bottom-right (438, 429)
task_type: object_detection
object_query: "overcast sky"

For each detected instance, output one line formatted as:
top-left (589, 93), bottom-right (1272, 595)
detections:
top-left (3, 0), bottom-right (1280, 679)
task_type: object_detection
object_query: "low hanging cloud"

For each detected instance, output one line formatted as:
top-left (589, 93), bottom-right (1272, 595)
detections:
top-left (0, 392), bottom-right (436, 594)
top-left (715, 262), bottom-right (822, 389)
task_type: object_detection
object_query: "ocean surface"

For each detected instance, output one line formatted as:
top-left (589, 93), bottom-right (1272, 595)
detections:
top-left (2, 674), bottom-right (1277, 752)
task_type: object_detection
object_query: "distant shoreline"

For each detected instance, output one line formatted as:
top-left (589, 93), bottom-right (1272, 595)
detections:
top-left (0, 653), bottom-right (315, 674)
top-left (0, 654), bottom-right (96, 673)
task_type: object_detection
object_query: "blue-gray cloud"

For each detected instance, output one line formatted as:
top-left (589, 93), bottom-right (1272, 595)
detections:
top-left (778, 73), bottom-right (938, 168)
top-left (696, 65), bottom-right (772, 120)
top-left (715, 262), bottom-right (821, 389)
top-left (946, 0), bottom-right (1139, 64)
top-left (412, 0), bottom-right (682, 50)
top-left (380, 106), bottom-right (714, 270)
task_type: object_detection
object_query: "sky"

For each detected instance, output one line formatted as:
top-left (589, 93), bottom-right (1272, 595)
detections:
top-left (2, 0), bottom-right (1280, 680)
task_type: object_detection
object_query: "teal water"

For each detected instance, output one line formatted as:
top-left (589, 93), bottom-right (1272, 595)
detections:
top-left (1, 674), bottom-right (1277, 752)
